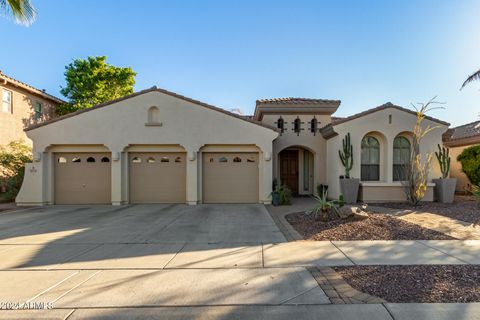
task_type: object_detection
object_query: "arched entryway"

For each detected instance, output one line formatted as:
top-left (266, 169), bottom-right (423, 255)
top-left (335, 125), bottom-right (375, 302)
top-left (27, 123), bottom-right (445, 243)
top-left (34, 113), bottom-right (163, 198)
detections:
top-left (278, 146), bottom-right (314, 195)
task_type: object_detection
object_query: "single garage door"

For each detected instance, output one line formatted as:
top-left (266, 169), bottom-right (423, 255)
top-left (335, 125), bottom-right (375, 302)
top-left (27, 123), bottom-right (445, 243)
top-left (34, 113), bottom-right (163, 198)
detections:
top-left (54, 153), bottom-right (111, 204)
top-left (129, 152), bottom-right (186, 203)
top-left (203, 152), bottom-right (259, 203)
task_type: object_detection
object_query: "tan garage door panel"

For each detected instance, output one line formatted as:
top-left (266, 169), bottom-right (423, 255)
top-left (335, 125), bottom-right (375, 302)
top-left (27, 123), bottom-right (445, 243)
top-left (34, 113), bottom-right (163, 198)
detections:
top-left (203, 153), bottom-right (259, 203)
top-left (54, 153), bottom-right (111, 204)
top-left (129, 152), bottom-right (186, 203)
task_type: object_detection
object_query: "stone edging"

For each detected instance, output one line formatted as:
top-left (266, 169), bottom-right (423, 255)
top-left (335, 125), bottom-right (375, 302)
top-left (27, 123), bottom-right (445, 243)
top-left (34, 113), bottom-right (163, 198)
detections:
top-left (265, 205), bottom-right (304, 241)
top-left (308, 266), bottom-right (386, 304)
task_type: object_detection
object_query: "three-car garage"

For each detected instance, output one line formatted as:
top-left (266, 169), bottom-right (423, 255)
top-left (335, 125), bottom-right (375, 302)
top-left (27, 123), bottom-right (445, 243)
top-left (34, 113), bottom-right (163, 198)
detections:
top-left (53, 151), bottom-right (260, 205)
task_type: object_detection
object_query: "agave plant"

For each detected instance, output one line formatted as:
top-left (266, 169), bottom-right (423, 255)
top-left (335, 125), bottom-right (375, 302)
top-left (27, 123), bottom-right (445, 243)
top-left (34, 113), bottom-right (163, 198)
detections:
top-left (312, 189), bottom-right (339, 221)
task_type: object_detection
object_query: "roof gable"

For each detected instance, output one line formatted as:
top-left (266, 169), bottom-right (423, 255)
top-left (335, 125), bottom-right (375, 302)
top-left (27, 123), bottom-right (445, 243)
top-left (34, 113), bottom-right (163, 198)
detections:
top-left (26, 86), bottom-right (278, 132)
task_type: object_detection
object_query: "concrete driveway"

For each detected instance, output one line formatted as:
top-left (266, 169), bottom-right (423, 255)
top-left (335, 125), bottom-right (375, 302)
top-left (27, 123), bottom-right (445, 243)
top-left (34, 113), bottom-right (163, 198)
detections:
top-left (0, 204), bottom-right (335, 319)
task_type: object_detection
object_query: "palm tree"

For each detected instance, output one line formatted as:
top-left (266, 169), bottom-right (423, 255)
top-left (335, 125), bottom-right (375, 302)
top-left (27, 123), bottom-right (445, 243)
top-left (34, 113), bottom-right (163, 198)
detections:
top-left (461, 69), bottom-right (480, 89)
top-left (0, 0), bottom-right (36, 26)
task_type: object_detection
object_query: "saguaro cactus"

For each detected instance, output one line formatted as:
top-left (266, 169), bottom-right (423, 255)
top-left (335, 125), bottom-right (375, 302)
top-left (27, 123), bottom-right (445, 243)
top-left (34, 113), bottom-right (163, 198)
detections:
top-left (435, 144), bottom-right (451, 179)
top-left (338, 133), bottom-right (353, 178)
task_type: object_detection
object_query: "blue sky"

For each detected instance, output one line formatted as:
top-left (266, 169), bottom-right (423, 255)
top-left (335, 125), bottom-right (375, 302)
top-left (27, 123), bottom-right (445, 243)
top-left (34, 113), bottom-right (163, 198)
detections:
top-left (1, 0), bottom-right (479, 126)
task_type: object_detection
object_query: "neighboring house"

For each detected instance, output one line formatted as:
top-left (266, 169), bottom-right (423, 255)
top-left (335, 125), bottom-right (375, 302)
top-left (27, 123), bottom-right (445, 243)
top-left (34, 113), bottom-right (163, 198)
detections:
top-left (0, 71), bottom-right (64, 147)
top-left (443, 120), bottom-right (480, 193)
top-left (16, 86), bottom-right (448, 206)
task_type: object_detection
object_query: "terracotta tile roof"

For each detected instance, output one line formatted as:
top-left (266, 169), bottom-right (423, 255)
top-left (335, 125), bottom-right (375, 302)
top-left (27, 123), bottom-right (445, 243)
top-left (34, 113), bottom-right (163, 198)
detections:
top-left (331, 102), bottom-right (450, 126)
top-left (443, 120), bottom-right (480, 147)
top-left (320, 102), bottom-right (450, 140)
top-left (256, 97), bottom-right (341, 105)
top-left (0, 70), bottom-right (65, 104)
top-left (25, 86), bottom-right (279, 132)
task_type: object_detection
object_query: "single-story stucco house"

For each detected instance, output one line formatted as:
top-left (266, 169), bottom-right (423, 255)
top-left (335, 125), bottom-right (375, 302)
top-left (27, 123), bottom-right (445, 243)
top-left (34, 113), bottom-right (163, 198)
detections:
top-left (16, 86), bottom-right (450, 206)
top-left (443, 120), bottom-right (480, 193)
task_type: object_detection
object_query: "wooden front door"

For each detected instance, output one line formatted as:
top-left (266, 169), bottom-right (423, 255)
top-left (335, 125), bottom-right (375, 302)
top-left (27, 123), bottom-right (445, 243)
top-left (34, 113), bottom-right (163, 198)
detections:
top-left (280, 150), bottom-right (298, 193)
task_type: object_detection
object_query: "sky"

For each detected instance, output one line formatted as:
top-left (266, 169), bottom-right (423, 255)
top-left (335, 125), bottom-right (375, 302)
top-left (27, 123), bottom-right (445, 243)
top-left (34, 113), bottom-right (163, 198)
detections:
top-left (1, 0), bottom-right (479, 126)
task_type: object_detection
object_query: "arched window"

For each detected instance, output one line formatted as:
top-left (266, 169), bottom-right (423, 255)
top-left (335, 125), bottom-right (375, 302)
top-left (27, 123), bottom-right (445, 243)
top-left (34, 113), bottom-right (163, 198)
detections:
top-left (361, 136), bottom-right (380, 181)
top-left (58, 157), bottom-right (67, 163)
top-left (247, 157), bottom-right (255, 163)
top-left (310, 117), bottom-right (318, 134)
top-left (219, 156), bottom-right (228, 163)
top-left (147, 106), bottom-right (160, 123)
top-left (132, 157), bottom-right (141, 163)
top-left (147, 157), bottom-right (156, 163)
top-left (87, 157), bottom-right (96, 163)
top-left (160, 157), bottom-right (169, 162)
top-left (276, 117), bottom-right (285, 133)
top-left (393, 136), bottom-right (411, 181)
top-left (101, 157), bottom-right (110, 163)
top-left (233, 156), bottom-right (242, 162)
top-left (293, 117), bottom-right (302, 134)
top-left (72, 157), bottom-right (81, 163)
top-left (175, 156), bottom-right (182, 163)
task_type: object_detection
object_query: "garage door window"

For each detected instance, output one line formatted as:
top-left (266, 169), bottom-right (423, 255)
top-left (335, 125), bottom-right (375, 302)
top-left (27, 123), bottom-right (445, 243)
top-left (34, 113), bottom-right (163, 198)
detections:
top-left (58, 157), bottom-right (67, 163)
top-left (72, 157), bottom-right (81, 163)
top-left (132, 157), bottom-right (141, 163)
top-left (175, 156), bottom-right (182, 163)
top-left (233, 156), bottom-right (242, 162)
top-left (219, 157), bottom-right (228, 163)
top-left (147, 157), bottom-right (156, 163)
top-left (161, 157), bottom-right (169, 162)
top-left (247, 157), bottom-right (255, 163)
top-left (101, 157), bottom-right (110, 162)
top-left (87, 157), bottom-right (96, 162)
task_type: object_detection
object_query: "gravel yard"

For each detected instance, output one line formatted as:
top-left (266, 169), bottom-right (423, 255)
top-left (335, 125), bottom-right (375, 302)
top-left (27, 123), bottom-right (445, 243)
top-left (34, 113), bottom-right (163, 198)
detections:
top-left (334, 265), bottom-right (480, 303)
top-left (285, 211), bottom-right (455, 240)
top-left (376, 195), bottom-right (480, 225)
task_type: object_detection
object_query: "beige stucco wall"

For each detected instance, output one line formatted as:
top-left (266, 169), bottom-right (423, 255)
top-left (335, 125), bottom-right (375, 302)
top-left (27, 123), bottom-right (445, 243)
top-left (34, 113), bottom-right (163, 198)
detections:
top-left (261, 114), bottom-right (331, 195)
top-left (16, 90), bottom-right (278, 206)
top-left (326, 107), bottom-right (449, 201)
top-left (449, 145), bottom-right (476, 193)
top-left (0, 83), bottom-right (57, 147)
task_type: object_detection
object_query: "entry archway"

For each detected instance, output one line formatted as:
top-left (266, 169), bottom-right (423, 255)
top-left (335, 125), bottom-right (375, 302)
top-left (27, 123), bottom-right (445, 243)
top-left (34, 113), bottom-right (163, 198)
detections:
top-left (278, 146), bottom-right (315, 195)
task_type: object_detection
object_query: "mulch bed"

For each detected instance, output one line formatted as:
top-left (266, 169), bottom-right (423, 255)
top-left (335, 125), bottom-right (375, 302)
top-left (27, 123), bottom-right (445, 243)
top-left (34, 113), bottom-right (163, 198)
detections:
top-left (285, 212), bottom-right (455, 240)
top-left (376, 195), bottom-right (480, 225)
top-left (334, 265), bottom-right (480, 303)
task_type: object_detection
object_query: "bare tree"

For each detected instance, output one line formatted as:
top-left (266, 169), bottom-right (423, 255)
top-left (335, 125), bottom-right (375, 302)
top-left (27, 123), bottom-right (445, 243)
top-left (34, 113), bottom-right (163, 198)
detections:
top-left (402, 97), bottom-right (444, 205)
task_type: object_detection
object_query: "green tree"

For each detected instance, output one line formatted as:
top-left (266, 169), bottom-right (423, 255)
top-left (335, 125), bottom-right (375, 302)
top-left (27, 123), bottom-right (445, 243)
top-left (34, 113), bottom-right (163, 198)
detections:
top-left (0, 141), bottom-right (32, 201)
top-left (457, 145), bottom-right (480, 187)
top-left (0, 0), bottom-right (36, 25)
top-left (57, 56), bottom-right (136, 115)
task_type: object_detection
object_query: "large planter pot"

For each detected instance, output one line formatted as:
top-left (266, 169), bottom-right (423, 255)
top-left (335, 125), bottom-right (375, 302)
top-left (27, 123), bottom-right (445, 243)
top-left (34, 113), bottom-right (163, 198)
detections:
top-left (433, 178), bottom-right (457, 203)
top-left (339, 178), bottom-right (360, 204)
top-left (271, 191), bottom-right (280, 206)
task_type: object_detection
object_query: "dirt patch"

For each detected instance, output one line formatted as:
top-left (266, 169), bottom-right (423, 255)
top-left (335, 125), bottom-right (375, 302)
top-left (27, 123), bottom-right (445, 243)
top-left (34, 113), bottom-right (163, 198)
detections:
top-left (376, 195), bottom-right (480, 225)
top-left (334, 265), bottom-right (480, 303)
top-left (285, 212), bottom-right (455, 240)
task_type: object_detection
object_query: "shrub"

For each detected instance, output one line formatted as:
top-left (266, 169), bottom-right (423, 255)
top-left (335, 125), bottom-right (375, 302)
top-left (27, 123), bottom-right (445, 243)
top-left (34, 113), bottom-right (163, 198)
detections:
top-left (457, 145), bottom-right (480, 186)
top-left (0, 141), bottom-right (32, 202)
top-left (277, 185), bottom-right (292, 205)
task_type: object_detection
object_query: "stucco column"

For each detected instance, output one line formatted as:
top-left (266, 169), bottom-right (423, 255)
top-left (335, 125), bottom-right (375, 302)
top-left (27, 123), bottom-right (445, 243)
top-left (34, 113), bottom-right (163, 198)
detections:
top-left (386, 136), bottom-right (393, 183)
top-left (186, 149), bottom-right (198, 205)
top-left (16, 150), bottom-right (48, 206)
top-left (111, 151), bottom-right (123, 205)
top-left (259, 144), bottom-right (273, 204)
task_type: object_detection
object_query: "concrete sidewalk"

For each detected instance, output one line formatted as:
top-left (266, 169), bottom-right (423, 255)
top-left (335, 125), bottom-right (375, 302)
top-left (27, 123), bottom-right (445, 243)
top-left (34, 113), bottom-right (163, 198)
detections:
top-left (1, 240), bottom-right (478, 270)
top-left (1, 304), bottom-right (480, 319)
